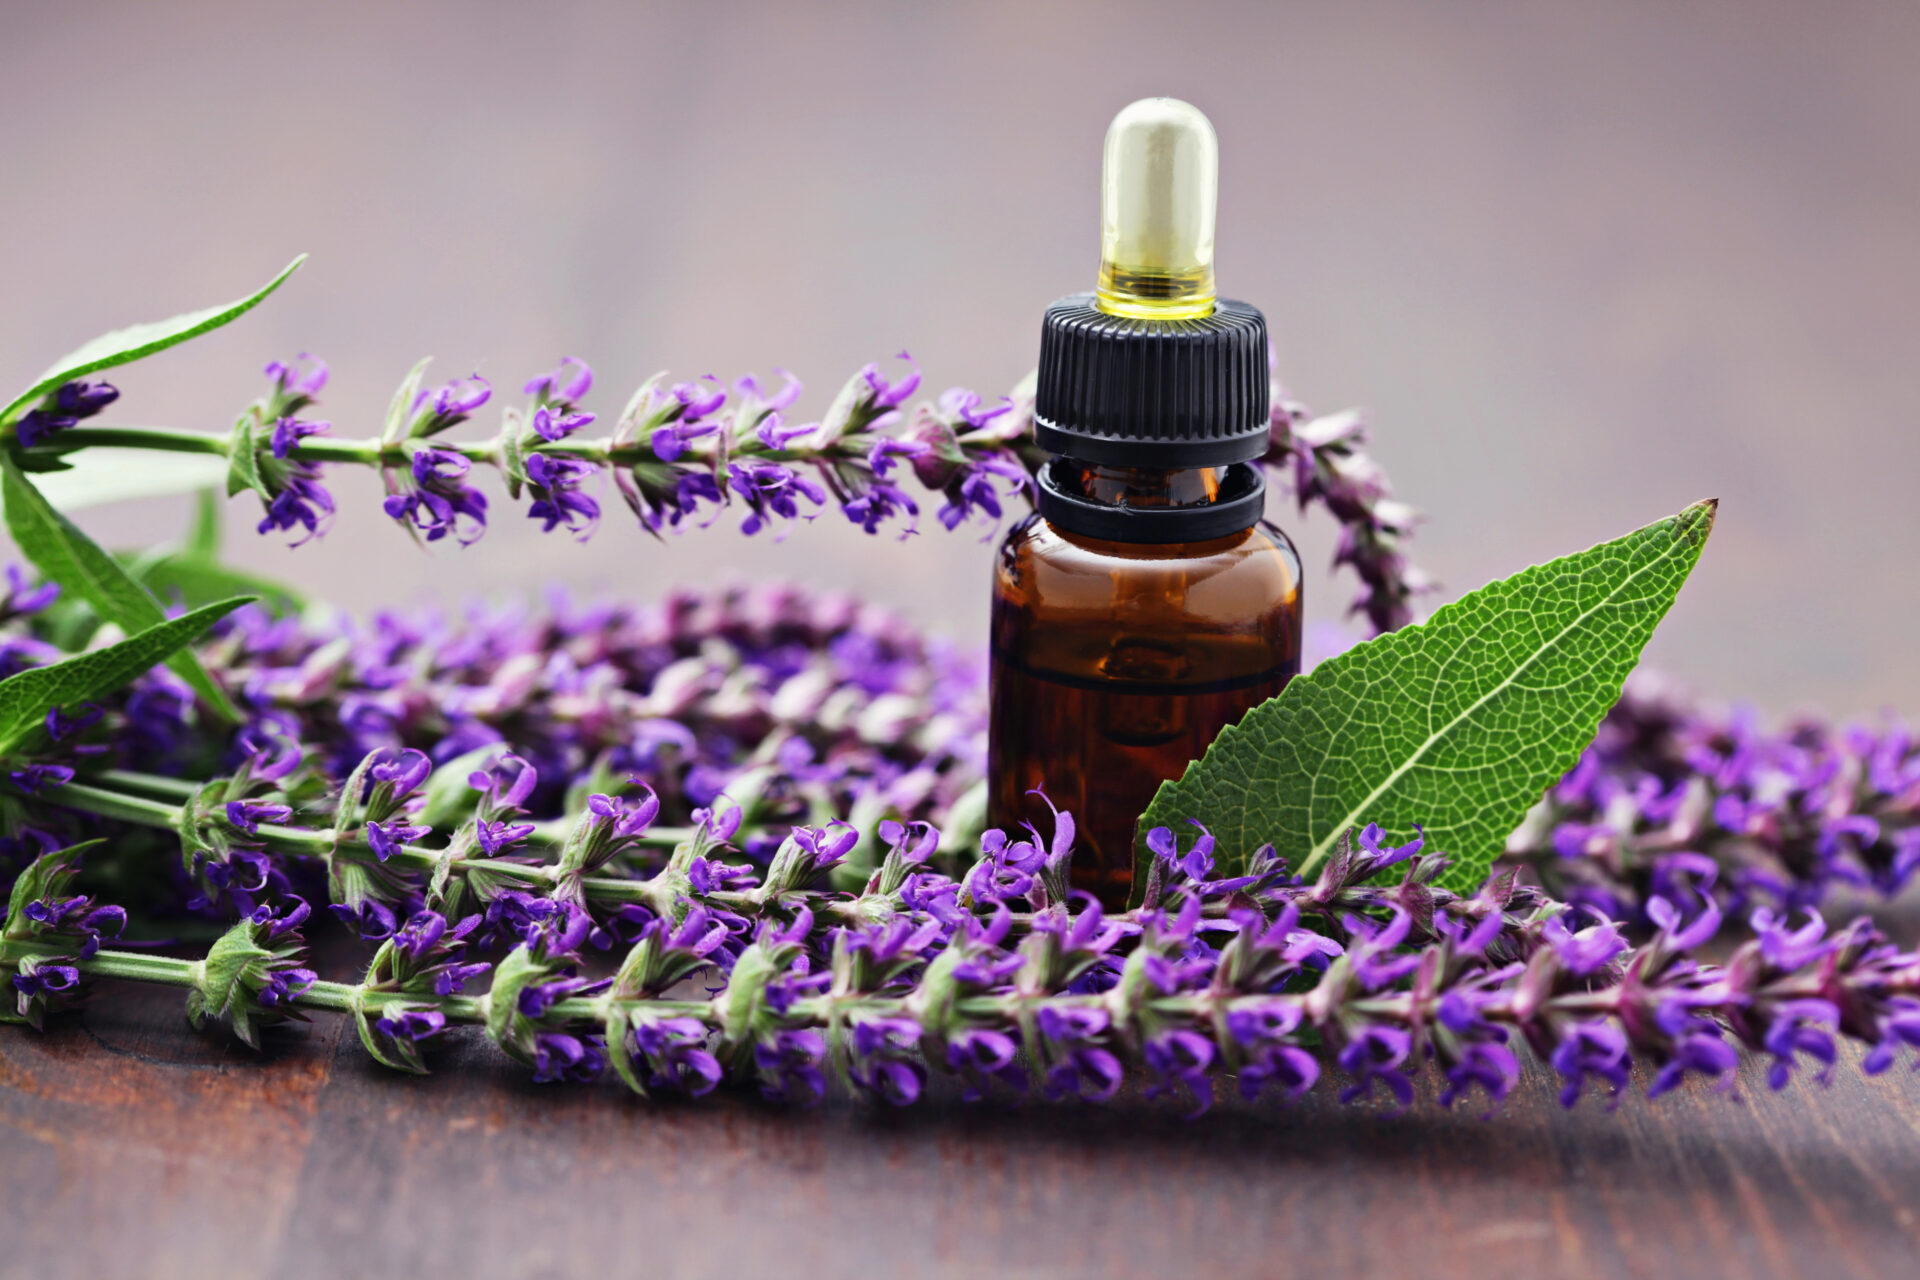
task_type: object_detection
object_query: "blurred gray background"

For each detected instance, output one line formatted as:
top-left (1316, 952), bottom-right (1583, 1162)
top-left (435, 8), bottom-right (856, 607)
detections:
top-left (2, 0), bottom-right (1915, 717)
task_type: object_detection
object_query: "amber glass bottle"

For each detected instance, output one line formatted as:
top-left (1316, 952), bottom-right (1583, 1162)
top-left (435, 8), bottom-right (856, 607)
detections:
top-left (987, 98), bottom-right (1302, 907)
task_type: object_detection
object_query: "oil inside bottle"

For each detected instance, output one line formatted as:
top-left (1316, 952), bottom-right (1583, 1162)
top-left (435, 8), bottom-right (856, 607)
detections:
top-left (988, 512), bottom-right (1301, 907)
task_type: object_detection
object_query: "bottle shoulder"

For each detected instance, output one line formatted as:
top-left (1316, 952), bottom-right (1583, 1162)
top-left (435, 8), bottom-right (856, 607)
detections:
top-left (997, 513), bottom-right (1300, 576)
top-left (994, 513), bottom-right (1301, 621)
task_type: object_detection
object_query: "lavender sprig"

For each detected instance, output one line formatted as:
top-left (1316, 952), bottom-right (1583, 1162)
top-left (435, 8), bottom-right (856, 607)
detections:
top-left (20, 354), bottom-right (1431, 633)
top-left (1511, 676), bottom-right (1920, 922)
top-left (8, 836), bottom-right (1917, 1115)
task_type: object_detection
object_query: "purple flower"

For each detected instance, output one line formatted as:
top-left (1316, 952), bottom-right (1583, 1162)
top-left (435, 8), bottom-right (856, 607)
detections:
top-left (523, 357), bottom-right (593, 406)
top-left (330, 898), bottom-right (399, 941)
top-left (627, 1016), bottom-right (723, 1096)
top-left (946, 1027), bottom-right (1026, 1099)
top-left (270, 416), bottom-right (329, 459)
top-left (729, 458), bottom-right (827, 537)
top-left (0, 565), bottom-right (60, 620)
top-left (1143, 1028), bottom-right (1215, 1115)
top-left (16, 379), bottom-right (117, 448)
top-left (1439, 1040), bottom-right (1521, 1111)
top-left (14, 409), bottom-right (77, 449)
top-left (224, 798), bottom-right (292, 836)
top-left (12, 962), bottom-right (80, 999)
top-left (415, 375), bottom-right (492, 432)
top-left (531, 1031), bottom-right (607, 1084)
top-left (1335, 1025), bottom-right (1414, 1107)
top-left (257, 470), bottom-right (336, 546)
top-left (861, 351), bottom-right (921, 412)
top-left (737, 369), bottom-right (803, 414)
top-left (237, 725), bottom-right (303, 783)
top-left (650, 418), bottom-right (719, 462)
top-left (8, 764), bottom-right (74, 796)
top-left (525, 453), bottom-right (600, 540)
top-left (54, 379), bottom-right (121, 417)
top-left (367, 746), bottom-right (433, 798)
top-left (1036, 1004), bottom-right (1122, 1103)
top-left (1645, 999), bottom-right (1739, 1099)
top-left (671, 376), bottom-right (727, 422)
top-left (476, 819), bottom-right (535, 856)
top-left (1227, 1002), bottom-right (1320, 1102)
top-left (1759, 999), bottom-right (1839, 1090)
top-left (384, 446), bottom-right (489, 545)
top-left (693, 797), bottom-right (744, 845)
top-left (264, 354), bottom-right (328, 399)
top-left (249, 897), bottom-right (311, 943)
top-left (470, 753), bottom-right (538, 816)
top-left (365, 817), bottom-right (428, 862)
top-left (754, 1028), bottom-right (828, 1103)
top-left (373, 1008), bottom-right (447, 1043)
top-left (1550, 1020), bottom-right (1633, 1108)
top-left (848, 1015), bottom-right (925, 1105)
top-left (1147, 820), bottom-right (1216, 881)
top-left (1542, 914), bottom-right (1629, 976)
top-left (531, 406), bottom-right (594, 442)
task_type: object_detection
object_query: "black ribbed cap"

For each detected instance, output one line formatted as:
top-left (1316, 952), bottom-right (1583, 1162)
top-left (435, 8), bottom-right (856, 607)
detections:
top-left (1033, 292), bottom-right (1271, 468)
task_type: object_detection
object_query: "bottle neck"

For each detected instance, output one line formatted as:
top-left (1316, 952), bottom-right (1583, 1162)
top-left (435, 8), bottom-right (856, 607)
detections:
top-left (1034, 456), bottom-right (1267, 545)
top-left (1058, 462), bottom-right (1229, 509)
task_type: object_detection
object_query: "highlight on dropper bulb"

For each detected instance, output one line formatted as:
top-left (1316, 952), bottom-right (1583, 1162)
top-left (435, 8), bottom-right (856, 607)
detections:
top-left (1095, 97), bottom-right (1219, 320)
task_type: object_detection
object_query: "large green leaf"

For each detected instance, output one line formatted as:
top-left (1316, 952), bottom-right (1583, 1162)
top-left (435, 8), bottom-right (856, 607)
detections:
top-left (24, 448), bottom-right (227, 511)
top-left (0, 596), bottom-right (252, 756)
top-left (0, 256), bottom-right (305, 427)
top-left (1135, 500), bottom-right (1717, 898)
top-left (0, 453), bottom-right (243, 721)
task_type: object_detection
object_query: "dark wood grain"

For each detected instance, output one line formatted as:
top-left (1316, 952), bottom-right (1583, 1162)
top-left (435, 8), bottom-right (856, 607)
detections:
top-left (5, 939), bottom-right (1919, 1280)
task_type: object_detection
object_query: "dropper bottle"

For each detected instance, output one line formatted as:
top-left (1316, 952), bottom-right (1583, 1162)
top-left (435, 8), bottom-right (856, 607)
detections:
top-left (988, 98), bottom-right (1302, 907)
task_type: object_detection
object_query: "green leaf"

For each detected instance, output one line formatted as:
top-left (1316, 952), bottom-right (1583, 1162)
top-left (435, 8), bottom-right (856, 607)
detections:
top-left (185, 487), bottom-right (223, 560)
top-left (0, 596), bottom-right (252, 756)
top-left (23, 448), bottom-right (227, 511)
top-left (128, 550), bottom-right (305, 618)
top-left (1134, 500), bottom-right (1718, 898)
top-left (382, 357), bottom-right (434, 445)
top-left (0, 452), bottom-right (243, 722)
top-left (225, 408), bottom-right (269, 500)
top-left (0, 256), bottom-right (306, 428)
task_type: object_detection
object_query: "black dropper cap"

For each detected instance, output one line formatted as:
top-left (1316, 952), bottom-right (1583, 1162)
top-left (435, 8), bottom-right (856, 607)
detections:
top-left (1030, 99), bottom-right (1272, 543)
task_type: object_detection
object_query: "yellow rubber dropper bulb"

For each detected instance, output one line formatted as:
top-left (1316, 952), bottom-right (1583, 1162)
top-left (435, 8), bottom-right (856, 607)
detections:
top-left (1095, 97), bottom-right (1219, 321)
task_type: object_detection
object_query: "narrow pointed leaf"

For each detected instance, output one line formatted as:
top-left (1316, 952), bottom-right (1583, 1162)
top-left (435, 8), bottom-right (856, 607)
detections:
top-left (1134, 500), bottom-right (1718, 898)
top-left (0, 595), bottom-right (253, 756)
top-left (1, 255), bottom-right (305, 427)
top-left (186, 487), bottom-right (223, 560)
top-left (0, 453), bottom-right (243, 721)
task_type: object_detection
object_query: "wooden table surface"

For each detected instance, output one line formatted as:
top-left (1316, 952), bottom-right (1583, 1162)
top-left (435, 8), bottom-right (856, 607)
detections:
top-left (5, 922), bottom-right (1919, 1280)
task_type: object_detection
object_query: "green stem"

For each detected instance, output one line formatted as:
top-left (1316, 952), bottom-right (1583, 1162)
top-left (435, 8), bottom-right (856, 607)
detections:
top-left (96, 769), bottom-right (201, 800)
top-left (45, 426), bottom-right (232, 457)
top-left (41, 425), bottom-right (849, 474)
top-left (56, 780), bottom-right (183, 827)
